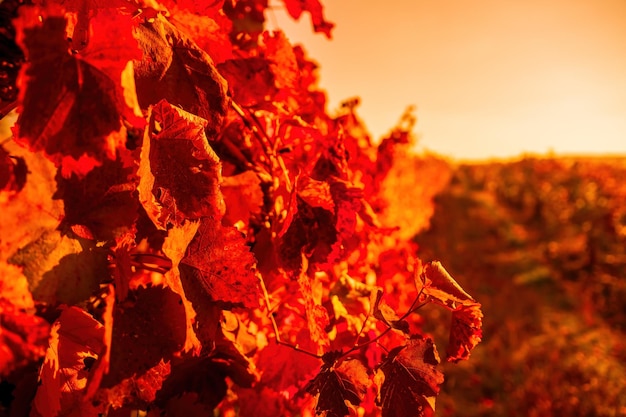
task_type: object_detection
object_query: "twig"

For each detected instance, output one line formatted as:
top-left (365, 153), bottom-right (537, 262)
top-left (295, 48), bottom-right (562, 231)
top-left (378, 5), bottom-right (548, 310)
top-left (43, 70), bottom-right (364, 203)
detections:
top-left (257, 271), bottom-right (322, 359)
top-left (230, 100), bottom-right (292, 191)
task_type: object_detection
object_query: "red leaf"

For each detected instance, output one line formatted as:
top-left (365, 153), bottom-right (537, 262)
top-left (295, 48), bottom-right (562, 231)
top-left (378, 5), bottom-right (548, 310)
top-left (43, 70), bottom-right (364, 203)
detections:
top-left (161, 0), bottom-right (225, 15)
top-left (54, 148), bottom-right (138, 241)
top-left (256, 341), bottom-right (320, 395)
top-left (154, 357), bottom-right (227, 411)
top-left (8, 230), bottom-right (109, 306)
top-left (297, 175), bottom-right (334, 212)
top-left (327, 179), bottom-right (365, 264)
top-left (420, 261), bottom-right (475, 308)
top-left (218, 57), bottom-right (276, 107)
top-left (133, 14), bottom-right (228, 135)
top-left (161, 220), bottom-right (203, 354)
top-left (297, 256), bottom-right (330, 347)
top-left (221, 170), bottom-right (264, 228)
top-left (235, 387), bottom-right (288, 417)
top-left (373, 291), bottom-right (410, 334)
top-left (32, 307), bottom-right (106, 417)
top-left (138, 100), bottom-right (224, 229)
top-left (306, 355), bottom-right (370, 417)
top-left (447, 304), bottom-right (483, 363)
top-left (91, 287), bottom-right (182, 407)
top-left (376, 337), bottom-right (444, 417)
top-left (169, 7), bottom-right (233, 65)
top-left (96, 360), bottom-right (171, 410)
top-left (0, 262), bottom-right (49, 376)
top-left (278, 198), bottom-right (336, 272)
top-left (180, 218), bottom-right (260, 308)
top-left (13, 6), bottom-right (143, 175)
top-left (282, 0), bottom-right (334, 38)
top-left (420, 262), bottom-right (483, 362)
top-left (263, 31), bottom-right (299, 91)
top-left (0, 138), bottom-right (62, 262)
top-left (157, 325), bottom-right (258, 409)
top-left (85, 285), bottom-right (114, 400)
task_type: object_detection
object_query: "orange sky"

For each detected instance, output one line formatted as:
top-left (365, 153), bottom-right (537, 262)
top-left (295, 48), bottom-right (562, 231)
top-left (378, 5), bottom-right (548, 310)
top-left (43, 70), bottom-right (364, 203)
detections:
top-left (268, 0), bottom-right (626, 160)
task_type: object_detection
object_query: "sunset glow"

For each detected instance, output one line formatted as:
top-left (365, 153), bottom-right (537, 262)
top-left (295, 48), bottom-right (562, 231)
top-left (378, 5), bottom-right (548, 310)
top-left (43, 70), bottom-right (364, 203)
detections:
top-left (269, 0), bottom-right (626, 160)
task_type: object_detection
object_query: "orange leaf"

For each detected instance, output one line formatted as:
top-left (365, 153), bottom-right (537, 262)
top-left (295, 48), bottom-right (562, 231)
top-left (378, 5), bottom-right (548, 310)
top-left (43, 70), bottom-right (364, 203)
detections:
top-left (32, 307), bottom-right (106, 417)
top-left (14, 6), bottom-right (142, 175)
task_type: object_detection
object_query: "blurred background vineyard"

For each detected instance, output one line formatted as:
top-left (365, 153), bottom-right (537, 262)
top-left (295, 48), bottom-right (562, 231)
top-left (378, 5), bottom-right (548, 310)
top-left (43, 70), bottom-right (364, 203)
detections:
top-left (413, 156), bottom-right (626, 417)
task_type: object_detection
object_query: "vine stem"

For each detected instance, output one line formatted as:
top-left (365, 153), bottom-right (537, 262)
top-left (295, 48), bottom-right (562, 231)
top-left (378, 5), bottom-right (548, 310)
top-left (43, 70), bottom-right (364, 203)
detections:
top-left (0, 101), bottom-right (17, 121)
top-left (342, 286), bottom-right (428, 358)
top-left (257, 271), bottom-right (322, 359)
top-left (230, 100), bottom-right (292, 191)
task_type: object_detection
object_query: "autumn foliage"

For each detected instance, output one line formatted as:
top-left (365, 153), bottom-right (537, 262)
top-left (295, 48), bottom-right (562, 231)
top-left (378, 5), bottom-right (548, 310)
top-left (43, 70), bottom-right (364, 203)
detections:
top-left (0, 1), bottom-right (482, 416)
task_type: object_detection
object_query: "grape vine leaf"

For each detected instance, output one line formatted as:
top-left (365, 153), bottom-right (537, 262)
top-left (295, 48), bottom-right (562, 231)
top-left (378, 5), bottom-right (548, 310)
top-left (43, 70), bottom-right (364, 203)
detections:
top-left (218, 57), bottom-right (276, 107)
top-left (297, 175), bottom-right (334, 212)
top-left (376, 336), bottom-right (444, 417)
top-left (156, 324), bottom-right (258, 411)
top-left (32, 306), bottom-right (106, 417)
top-left (447, 304), bottom-right (483, 363)
top-left (0, 138), bottom-right (62, 261)
top-left (263, 31), bottom-right (299, 93)
top-left (180, 218), bottom-right (260, 309)
top-left (96, 360), bottom-right (171, 410)
top-left (161, 220), bottom-right (203, 353)
top-left (420, 261), bottom-right (475, 308)
top-left (221, 170), bottom-right (264, 227)
top-left (53, 148), bottom-right (138, 241)
top-left (372, 290), bottom-right (410, 334)
top-left (161, 0), bottom-right (225, 16)
top-left (0, 262), bottom-right (49, 376)
top-left (13, 6), bottom-right (143, 175)
top-left (138, 100), bottom-right (224, 229)
top-left (256, 340), bottom-right (320, 395)
top-left (235, 386), bottom-right (288, 417)
top-left (297, 255), bottom-right (330, 347)
top-left (420, 261), bottom-right (483, 362)
top-left (133, 14), bottom-right (228, 136)
top-left (305, 353), bottom-right (370, 417)
top-left (101, 286), bottom-right (186, 389)
top-left (8, 230), bottom-right (109, 305)
top-left (168, 7), bottom-right (234, 65)
top-left (282, 0), bottom-right (334, 38)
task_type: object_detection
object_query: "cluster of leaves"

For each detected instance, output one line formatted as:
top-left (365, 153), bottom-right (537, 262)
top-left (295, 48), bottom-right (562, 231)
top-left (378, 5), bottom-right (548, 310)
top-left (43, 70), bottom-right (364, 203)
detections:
top-left (0, 1), bottom-right (483, 416)
top-left (473, 157), bottom-right (626, 328)
top-left (416, 157), bottom-right (626, 416)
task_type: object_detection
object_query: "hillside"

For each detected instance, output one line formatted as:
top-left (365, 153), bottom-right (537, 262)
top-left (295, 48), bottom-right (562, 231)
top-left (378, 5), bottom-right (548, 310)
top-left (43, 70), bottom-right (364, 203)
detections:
top-left (415, 156), bottom-right (626, 417)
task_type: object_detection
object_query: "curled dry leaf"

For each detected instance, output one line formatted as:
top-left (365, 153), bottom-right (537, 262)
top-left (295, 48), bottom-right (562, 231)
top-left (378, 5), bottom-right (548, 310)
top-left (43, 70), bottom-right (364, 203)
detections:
top-left (420, 261), bottom-right (483, 362)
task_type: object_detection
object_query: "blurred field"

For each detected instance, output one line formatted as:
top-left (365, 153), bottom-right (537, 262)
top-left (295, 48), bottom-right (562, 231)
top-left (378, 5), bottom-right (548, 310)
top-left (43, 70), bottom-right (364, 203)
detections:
top-left (415, 156), bottom-right (626, 417)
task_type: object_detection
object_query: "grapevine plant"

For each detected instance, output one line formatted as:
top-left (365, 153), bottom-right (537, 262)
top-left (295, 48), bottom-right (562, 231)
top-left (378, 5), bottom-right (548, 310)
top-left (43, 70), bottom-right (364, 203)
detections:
top-left (0, 1), bottom-right (482, 416)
